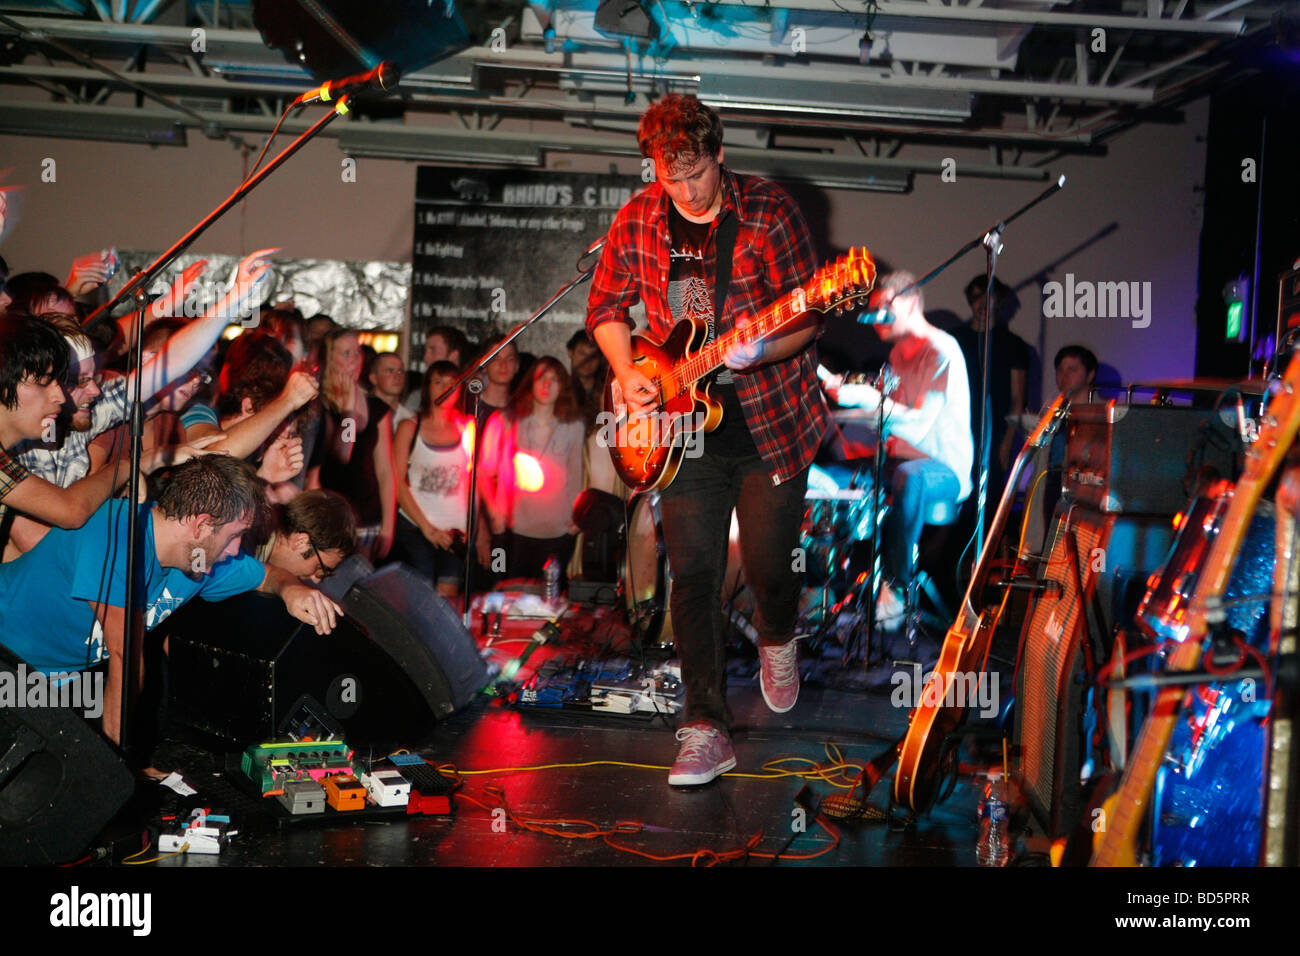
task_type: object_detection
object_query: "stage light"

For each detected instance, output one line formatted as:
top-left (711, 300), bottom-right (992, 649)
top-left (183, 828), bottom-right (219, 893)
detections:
top-left (513, 452), bottom-right (545, 492)
top-left (462, 422), bottom-right (476, 464)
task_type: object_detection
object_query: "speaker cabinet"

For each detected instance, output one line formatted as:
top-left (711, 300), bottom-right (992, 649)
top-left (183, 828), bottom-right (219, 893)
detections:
top-left (1015, 506), bottom-right (1173, 838)
top-left (0, 647), bottom-right (133, 865)
top-left (166, 562), bottom-right (486, 747)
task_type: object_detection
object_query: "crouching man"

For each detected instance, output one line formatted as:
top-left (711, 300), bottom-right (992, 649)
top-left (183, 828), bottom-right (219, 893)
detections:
top-left (0, 455), bottom-right (342, 744)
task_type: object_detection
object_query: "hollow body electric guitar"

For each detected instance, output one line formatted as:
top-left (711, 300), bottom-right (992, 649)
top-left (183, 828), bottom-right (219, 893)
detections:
top-left (601, 248), bottom-right (877, 494)
top-left (893, 393), bottom-right (1070, 813)
top-left (1090, 354), bottom-right (1300, 866)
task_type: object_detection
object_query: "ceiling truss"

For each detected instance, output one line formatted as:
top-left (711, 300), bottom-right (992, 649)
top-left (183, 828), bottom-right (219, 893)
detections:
top-left (0, 0), bottom-right (1286, 190)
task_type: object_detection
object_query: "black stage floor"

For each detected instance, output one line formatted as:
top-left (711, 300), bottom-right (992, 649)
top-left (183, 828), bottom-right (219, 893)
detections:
top-left (112, 614), bottom-right (1007, 869)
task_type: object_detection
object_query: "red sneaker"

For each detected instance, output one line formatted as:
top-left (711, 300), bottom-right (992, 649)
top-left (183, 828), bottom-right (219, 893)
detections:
top-left (668, 722), bottom-right (736, 786)
top-left (759, 639), bottom-right (801, 713)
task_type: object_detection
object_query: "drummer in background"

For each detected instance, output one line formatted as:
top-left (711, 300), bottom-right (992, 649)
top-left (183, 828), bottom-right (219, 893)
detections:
top-left (822, 270), bottom-right (972, 627)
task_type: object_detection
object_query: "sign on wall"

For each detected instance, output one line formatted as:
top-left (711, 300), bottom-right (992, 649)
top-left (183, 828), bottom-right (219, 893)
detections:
top-left (410, 167), bottom-right (644, 369)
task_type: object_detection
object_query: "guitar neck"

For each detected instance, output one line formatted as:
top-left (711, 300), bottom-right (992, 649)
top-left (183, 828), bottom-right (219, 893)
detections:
top-left (957, 395), bottom-right (1067, 625)
top-left (674, 294), bottom-right (805, 389)
top-left (1264, 466), bottom-right (1300, 865)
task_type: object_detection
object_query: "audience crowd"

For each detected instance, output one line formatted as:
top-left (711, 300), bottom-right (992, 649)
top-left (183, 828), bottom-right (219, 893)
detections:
top-left (0, 248), bottom-right (615, 752)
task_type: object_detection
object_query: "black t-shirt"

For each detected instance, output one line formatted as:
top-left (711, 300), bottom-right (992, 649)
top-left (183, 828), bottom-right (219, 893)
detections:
top-left (666, 202), bottom-right (756, 457)
top-left (952, 322), bottom-right (1030, 450)
top-left (311, 393), bottom-right (391, 526)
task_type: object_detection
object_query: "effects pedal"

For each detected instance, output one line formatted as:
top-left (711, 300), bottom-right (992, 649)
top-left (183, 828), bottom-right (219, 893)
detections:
top-left (381, 754), bottom-right (454, 815)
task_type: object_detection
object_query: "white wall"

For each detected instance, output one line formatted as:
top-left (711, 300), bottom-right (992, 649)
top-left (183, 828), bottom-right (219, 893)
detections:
top-left (1, 96), bottom-right (1207, 401)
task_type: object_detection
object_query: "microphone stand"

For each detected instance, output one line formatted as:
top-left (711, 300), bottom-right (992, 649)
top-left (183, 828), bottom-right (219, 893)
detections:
top-left (890, 175), bottom-right (1066, 560)
top-left (854, 365), bottom-right (892, 667)
top-left (436, 241), bottom-right (604, 629)
top-left (89, 98), bottom-right (354, 757)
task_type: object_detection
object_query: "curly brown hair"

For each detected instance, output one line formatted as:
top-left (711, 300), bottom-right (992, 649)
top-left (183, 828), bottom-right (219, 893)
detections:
top-left (637, 94), bottom-right (723, 172)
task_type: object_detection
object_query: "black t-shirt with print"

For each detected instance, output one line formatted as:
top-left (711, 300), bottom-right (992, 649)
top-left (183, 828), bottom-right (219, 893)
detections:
top-left (666, 202), bottom-right (756, 458)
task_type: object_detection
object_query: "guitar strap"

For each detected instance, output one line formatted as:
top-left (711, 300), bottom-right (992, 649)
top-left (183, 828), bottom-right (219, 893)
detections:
top-left (713, 211), bottom-right (740, 325)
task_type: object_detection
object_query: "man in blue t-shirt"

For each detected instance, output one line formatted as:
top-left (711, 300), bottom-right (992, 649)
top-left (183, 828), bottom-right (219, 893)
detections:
top-left (0, 455), bottom-right (342, 743)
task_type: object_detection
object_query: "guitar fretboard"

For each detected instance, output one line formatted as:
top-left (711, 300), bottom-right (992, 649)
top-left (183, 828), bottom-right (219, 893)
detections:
top-left (666, 248), bottom-right (874, 394)
top-left (670, 294), bottom-right (803, 391)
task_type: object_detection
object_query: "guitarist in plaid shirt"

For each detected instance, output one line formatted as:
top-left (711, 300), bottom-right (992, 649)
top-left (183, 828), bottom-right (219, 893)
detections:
top-left (587, 94), bottom-right (829, 786)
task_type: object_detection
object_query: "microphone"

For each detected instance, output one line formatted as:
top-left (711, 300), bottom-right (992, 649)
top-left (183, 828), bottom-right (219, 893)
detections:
top-left (858, 307), bottom-right (896, 325)
top-left (294, 62), bottom-right (401, 104)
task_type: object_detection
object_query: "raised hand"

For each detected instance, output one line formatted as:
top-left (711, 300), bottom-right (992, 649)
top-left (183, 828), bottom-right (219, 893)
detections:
top-left (258, 433), bottom-right (305, 484)
top-left (281, 370), bottom-right (319, 410)
top-left (65, 250), bottom-right (116, 297)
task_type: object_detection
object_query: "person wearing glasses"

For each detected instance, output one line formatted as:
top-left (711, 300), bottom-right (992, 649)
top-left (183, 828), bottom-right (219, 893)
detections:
top-left (0, 456), bottom-right (343, 746)
top-left (254, 488), bottom-right (357, 583)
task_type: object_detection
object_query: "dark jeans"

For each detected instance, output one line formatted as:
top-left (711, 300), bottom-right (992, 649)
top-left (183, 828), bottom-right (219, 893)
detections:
top-left (882, 458), bottom-right (962, 587)
top-left (393, 515), bottom-right (465, 586)
top-left (659, 451), bottom-right (809, 732)
top-left (491, 530), bottom-right (575, 582)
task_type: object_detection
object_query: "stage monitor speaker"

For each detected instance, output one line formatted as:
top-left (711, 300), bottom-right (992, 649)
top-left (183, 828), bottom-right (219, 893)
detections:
top-left (1015, 505), bottom-right (1173, 839)
top-left (0, 647), bottom-right (134, 866)
top-left (167, 562), bottom-right (486, 747)
top-left (340, 563), bottom-right (487, 717)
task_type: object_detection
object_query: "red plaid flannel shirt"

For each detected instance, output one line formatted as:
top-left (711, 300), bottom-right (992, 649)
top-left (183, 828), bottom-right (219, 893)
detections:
top-left (0, 444), bottom-right (30, 503)
top-left (586, 167), bottom-right (829, 485)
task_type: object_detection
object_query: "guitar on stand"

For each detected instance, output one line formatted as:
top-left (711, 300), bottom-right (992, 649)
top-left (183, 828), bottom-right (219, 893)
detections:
top-left (1264, 463), bottom-right (1300, 865)
top-left (1091, 354), bottom-right (1300, 866)
top-left (893, 393), bottom-right (1070, 813)
top-left (601, 248), bottom-right (877, 493)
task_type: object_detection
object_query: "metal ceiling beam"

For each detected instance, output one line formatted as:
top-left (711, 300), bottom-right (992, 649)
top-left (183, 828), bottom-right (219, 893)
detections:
top-left (0, 14), bottom-right (1229, 108)
top-left (0, 62), bottom-right (1101, 147)
top-left (473, 49), bottom-right (1158, 103)
top-left (702, 0), bottom-right (1248, 33)
top-left (0, 99), bottom-right (1049, 184)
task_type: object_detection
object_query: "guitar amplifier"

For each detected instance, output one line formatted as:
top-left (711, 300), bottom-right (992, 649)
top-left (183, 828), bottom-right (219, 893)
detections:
top-left (1015, 506), bottom-right (1173, 839)
top-left (1065, 402), bottom-right (1242, 515)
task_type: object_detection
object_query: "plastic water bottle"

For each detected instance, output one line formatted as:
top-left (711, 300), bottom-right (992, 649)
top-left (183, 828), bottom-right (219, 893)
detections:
top-left (543, 557), bottom-right (561, 605)
top-left (976, 771), bottom-right (1010, 866)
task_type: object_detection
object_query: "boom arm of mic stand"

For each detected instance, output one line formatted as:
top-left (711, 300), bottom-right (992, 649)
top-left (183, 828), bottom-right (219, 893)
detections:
top-left (112, 96), bottom-right (352, 756)
top-left (83, 99), bottom-right (351, 336)
top-left (892, 175), bottom-right (1066, 300)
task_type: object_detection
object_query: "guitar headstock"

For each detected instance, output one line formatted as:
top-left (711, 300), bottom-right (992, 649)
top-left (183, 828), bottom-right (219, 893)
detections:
top-left (1025, 393), bottom-right (1069, 452)
top-left (803, 247), bottom-right (877, 315)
